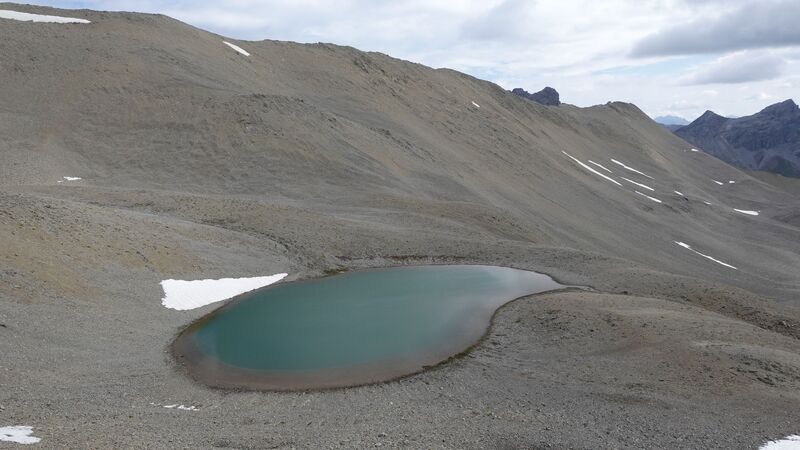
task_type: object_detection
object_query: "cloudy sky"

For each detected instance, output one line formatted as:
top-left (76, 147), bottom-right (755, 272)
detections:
top-left (28, 0), bottom-right (800, 121)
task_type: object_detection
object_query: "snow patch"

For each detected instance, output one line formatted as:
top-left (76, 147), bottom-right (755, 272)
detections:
top-left (161, 273), bottom-right (288, 310)
top-left (760, 435), bottom-right (800, 450)
top-left (635, 191), bottom-right (662, 203)
top-left (674, 191), bottom-right (684, 196)
top-left (562, 152), bottom-right (622, 186)
top-left (588, 160), bottom-right (612, 173)
top-left (621, 177), bottom-right (654, 191)
top-left (734, 209), bottom-right (759, 216)
top-left (610, 159), bottom-right (653, 179)
top-left (0, 9), bottom-right (90, 23)
top-left (703, 201), bottom-right (713, 205)
top-left (712, 179), bottom-right (724, 185)
top-left (674, 241), bottom-right (737, 270)
top-left (690, 148), bottom-right (699, 152)
top-left (62, 176), bottom-right (82, 181)
top-left (728, 180), bottom-right (735, 184)
top-left (223, 41), bottom-right (250, 56)
top-left (151, 402), bottom-right (199, 411)
top-left (0, 426), bottom-right (40, 445)
top-left (471, 101), bottom-right (480, 108)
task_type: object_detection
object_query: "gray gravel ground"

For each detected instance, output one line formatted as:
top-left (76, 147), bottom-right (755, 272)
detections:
top-left (1, 3), bottom-right (799, 448)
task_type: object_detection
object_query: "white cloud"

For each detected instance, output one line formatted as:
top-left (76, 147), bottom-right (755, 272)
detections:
top-left (680, 51), bottom-right (787, 85)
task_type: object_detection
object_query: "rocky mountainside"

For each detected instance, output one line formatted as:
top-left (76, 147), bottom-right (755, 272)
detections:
top-left (676, 99), bottom-right (800, 177)
top-left (510, 86), bottom-right (561, 105)
top-left (1, 3), bottom-right (800, 448)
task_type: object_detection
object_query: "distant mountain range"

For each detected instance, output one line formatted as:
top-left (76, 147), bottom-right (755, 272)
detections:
top-left (510, 86), bottom-right (561, 106)
top-left (653, 115), bottom-right (689, 132)
top-left (676, 99), bottom-right (800, 178)
top-left (654, 115), bottom-right (689, 126)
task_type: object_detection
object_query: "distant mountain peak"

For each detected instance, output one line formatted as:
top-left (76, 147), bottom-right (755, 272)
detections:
top-left (511, 86), bottom-right (561, 106)
top-left (676, 99), bottom-right (800, 178)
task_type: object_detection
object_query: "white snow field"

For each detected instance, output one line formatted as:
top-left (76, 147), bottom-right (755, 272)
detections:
top-left (674, 241), bottom-right (737, 270)
top-left (0, 9), bottom-right (90, 23)
top-left (161, 273), bottom-right (288, 310)
top-left (223, 40), bottom-right (250, 56)
top-left (0, 426), bottom-right (41, 445)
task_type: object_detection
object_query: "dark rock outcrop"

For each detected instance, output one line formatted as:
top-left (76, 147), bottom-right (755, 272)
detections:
top-left (511, 86), bottom-right (560, 106)
top-left (676, 99), bottom-right (800, 178)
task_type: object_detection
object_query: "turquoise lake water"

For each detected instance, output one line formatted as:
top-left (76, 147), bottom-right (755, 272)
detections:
top-left (173, 265), bottom-right (565, 390)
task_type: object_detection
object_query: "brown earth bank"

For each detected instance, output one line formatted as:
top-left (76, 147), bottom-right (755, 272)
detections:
top-left (1, 3), bottom-right (799, 448)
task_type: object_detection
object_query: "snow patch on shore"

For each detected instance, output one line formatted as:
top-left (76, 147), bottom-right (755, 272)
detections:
top-left (151, 402), bottom-right (199, 411)
top-left (674, 241), bottom-right (737, 270)
top-left (734, 209), bottom-right (759, 216)
top-left (760, 435), bottom-right (800, 449)
top-left (223, 41), bottom-right (250, 56)
top-left (0, 426), bottom-right (40, 445)
top-left (0, 9), bottom-right (90, 23)
top-left (161, 273), bottom-right (288, 310)
top-left (690, 148), bottom-right (699, 152)
top-left (610, 159), bottom-right (653, 179)
top-left (562, 152), bottom-right (622, 186)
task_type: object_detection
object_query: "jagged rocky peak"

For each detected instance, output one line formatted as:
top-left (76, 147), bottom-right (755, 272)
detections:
top-left (511, 86), bottom-right (561, 106)
top-left (760, 99), bottom-right (798, 117)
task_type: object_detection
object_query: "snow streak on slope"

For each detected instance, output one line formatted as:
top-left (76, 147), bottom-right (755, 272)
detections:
top-left (588, 160), bottom-right (612, 173)
top-left (562, 152), bottom-right (621, 186)
top-left (223, 41), bottom-right (250, 56)
top-left (621, 177), bottom-right (654, 191)
top-left (712, 179), bottom-right (724, 185)
top-left (674, 241), bottom-right (737, 270)
top-left (610, 159), bottom-right (653, 179)
top-left (635, 191), bottom-right (662, 203)
top-left (471, 101), bottom-right (480, 108)
top-left (161, 273), bottom-right (288, 310)
top-left (0, 9), bottom-right (90, 23)
top-left (674, 191), bottom-right (684, 196)
top-left (734, 209), bottom-right (759, 216)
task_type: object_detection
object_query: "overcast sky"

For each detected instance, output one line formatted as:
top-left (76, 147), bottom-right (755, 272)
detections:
top-left (27, 0), bottom-right (800, 121)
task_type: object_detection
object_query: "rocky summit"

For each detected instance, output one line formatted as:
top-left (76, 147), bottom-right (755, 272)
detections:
top-left (511, 86), bottom-right (561, 106)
